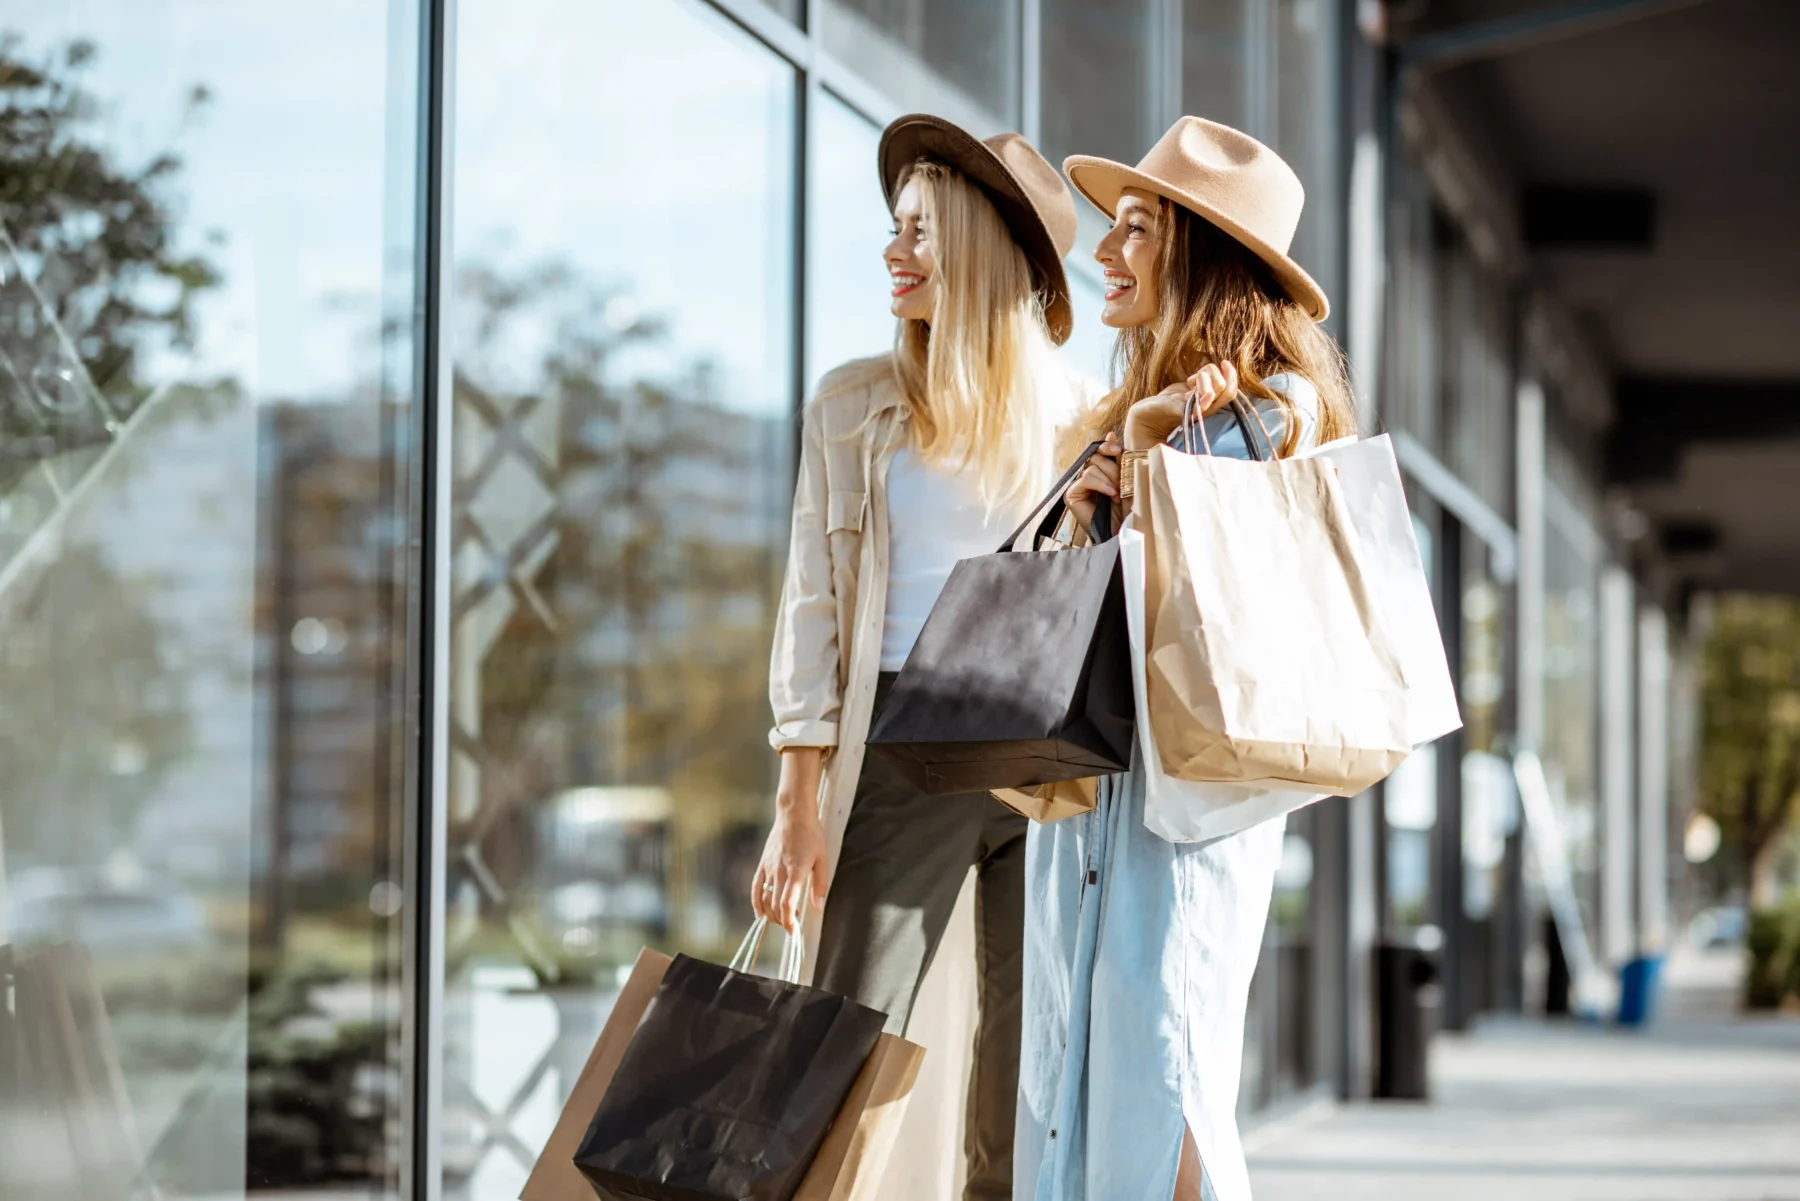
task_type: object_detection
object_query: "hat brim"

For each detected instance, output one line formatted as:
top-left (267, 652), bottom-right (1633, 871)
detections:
top-left (1063, 155), bottom-right (1330, 322)
top-left (880, 116), bottom-right (1074, 345)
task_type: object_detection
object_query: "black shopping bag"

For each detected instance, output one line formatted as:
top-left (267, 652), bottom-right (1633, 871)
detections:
top-left (865, 442), bottom-right (1134, 794)
top-left (572, 951), bottom-right (887, 1201)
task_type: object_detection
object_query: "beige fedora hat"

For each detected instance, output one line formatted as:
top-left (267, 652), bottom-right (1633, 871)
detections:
top-left (880, 115), bottom-right (1078, 344)
top-left (1064, 116), bottom-right (1329, 321)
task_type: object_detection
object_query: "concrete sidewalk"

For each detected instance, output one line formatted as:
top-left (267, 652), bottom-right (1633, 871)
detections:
top-left (1246, 949), bottom-right (1800, 1201)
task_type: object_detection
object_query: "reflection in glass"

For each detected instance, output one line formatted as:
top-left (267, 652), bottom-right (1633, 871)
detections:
top-left (1544, 521), bottom-right (1602, 931)
top-left (1385, 514), bottom-right (1438, 931)
top-left (1042, 0), bottom-right (1158, 167)
top-left (1274, 0), bottom-right (1333, 286)
top-left (445, 1), bottom-right (796, 1195)
top-left (1271, 813), bottom-right (1315, 1096)
top-left (0, 5), bottom-right (419, 1197)
top-left (808, 94), bottom-right (893, 394)
top-left (822, 0), bottom-right (1020, 127)
top-left (1183, 0), bottom-right (1251, 132)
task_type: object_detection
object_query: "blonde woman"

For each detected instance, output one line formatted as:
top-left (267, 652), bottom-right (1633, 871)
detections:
top-left (754, 115), bottom-right (1096, 1201)
top-left (1015, 118), bottom-right (1355, 1201)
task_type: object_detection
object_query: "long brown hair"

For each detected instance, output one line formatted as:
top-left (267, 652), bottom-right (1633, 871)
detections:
top-left (1088, 198), bottom-right (1354, 456)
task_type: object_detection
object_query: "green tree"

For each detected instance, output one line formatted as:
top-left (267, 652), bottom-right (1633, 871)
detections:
top-left (1700, 594), bottom-right (1800, 906)
top-left (0, 37), bottom-right (217, 402)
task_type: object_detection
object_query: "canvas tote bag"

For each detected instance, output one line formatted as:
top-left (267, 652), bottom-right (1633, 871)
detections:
top-left (1136, 419), bottom-right (1411, 795)
top-left (866, 444), bottom-right (1134, 795)
top-left (522, 929), bottom-right (924, 1201)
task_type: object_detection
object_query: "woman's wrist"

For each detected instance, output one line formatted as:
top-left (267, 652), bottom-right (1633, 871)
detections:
top-left (774, 746), bottom-right (824, 816)
top-left (1123, 417), bottom-right (1164, 451)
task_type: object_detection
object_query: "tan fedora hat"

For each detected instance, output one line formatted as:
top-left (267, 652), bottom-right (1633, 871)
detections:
top-left (879, 115), bottom-right (1078, 344)
top-left (1064, 116), bottom-right (1329, 321)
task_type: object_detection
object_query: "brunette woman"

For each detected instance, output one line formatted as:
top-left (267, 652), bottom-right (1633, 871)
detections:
top-left (1014, 117), bottom-right (1355, 1201)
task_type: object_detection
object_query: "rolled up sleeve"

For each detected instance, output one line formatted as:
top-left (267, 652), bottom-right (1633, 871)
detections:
top-left (769, 402), bottom-right (842, 751)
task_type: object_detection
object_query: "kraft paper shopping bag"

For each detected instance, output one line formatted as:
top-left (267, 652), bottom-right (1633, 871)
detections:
top-left (1138, 442), bottom-right (1411, 794)
top-left (522, 940), bottom-right (923, 1201)
top-left (1118, 527), bottom-right (1327, 843)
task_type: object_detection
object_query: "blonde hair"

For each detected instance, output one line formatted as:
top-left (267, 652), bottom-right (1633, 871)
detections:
top-left (892, 159), bottom-right (1061, 515)
top-left (1088, 197), bottom-right (1354, 456)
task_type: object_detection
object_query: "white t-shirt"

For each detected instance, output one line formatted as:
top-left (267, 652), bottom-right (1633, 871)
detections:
top-left (879, 447), bottom-right (1023, 672)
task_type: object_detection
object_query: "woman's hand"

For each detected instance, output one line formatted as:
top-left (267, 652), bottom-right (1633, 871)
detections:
top-left (1065, 430), bottom-right (1122, 536)
top-left (752, 747), bottom-right (830, 931)
top-left (1122, 362), bottom-right (1239, 451)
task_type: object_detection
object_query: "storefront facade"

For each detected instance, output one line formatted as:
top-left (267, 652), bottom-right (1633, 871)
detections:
top-left (0, 1), bottom-right (1677, 1197)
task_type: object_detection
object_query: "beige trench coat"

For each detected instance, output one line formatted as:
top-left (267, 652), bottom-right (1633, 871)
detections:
top-left (768, 353), bottom-right (1101, 1197)
top-left (769, 354), bottom-right (1104, 909)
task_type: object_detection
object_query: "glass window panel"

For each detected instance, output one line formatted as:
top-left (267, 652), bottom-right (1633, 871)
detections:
top-left (822, 0), bottom-right (1020, 128)
top-left (808, 93), bottom-right (894, 394)
top-left (1183, 0), bottom-right (1252, 131)
top-left (0, 4), bottom-right (420, 1197)
top-left (1042, 0), bottom-right (1159, 168)
top-left (1543, 513), bottom-right (1603, 935)
top-left (1274, 0), bottom-right (1333, 284)
top-left (1270, 809), bottom-right (1316, 1096)
top-left (445, 1), bottom-right (796, 1195)
top-left (1061, 266), bottom-right (1115, 384)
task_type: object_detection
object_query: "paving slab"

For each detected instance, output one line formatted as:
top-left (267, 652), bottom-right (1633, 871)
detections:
top-left (1247, 948), bottom-right (1800, 1201)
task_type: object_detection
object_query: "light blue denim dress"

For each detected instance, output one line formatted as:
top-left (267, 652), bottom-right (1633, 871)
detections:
top-left (1014, 380), bottom-right (1318, 1201)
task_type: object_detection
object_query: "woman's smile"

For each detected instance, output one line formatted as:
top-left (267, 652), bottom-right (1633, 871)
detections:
top-left (890, 270), bottom-right (926, 296)
top-left (1103, 271), bottom-right (1135, 302)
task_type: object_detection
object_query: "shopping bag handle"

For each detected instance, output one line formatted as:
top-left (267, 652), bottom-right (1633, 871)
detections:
top-left (997, 440), bottom-right (1113, 553)
top-left (1173, 394), bottom-right (1271, 462)
top-left (729, 881), bottom-right (810, 985)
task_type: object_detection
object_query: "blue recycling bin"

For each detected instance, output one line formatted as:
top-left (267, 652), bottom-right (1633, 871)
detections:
top-left (1617, 955), bottom-right (1663, 1027)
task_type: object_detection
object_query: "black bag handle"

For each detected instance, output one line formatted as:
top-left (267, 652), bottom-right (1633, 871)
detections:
top-left (998, 440), bottom-right (1112, 553)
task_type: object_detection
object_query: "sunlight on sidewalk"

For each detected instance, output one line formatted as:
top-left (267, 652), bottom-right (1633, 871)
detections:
top-left (1248, 947), bottom-right (1800, 1201)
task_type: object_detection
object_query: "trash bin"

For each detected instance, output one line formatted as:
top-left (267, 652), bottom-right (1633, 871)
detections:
top-left (1375, 934), bottom-right (1441, 1100)
top-left (1617, 955), bottom-right (1663, 1027)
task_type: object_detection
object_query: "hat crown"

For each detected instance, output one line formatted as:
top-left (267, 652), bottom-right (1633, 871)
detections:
top-left (1140, 116), bottom-right (1304, 255)
top-left (983, 131), bottom-right (1078, 259)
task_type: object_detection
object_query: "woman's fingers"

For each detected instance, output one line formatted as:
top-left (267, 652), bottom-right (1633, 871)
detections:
top-left (1082, 461), bottom-right (1118, 497)
top-left (752, 868), bottom-right (771, 922)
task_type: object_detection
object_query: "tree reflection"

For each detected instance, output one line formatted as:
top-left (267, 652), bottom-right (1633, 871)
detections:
top-left (0, 38), bottom-right (218, 487)
top-left (450, 260), bottom-right (787, 985)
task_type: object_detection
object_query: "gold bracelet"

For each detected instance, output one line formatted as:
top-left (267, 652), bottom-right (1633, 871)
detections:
top-left (1118, 450), bottom-right (1149, 501)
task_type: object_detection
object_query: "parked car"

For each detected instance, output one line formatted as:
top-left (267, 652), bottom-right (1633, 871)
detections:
top-left (6, 873), bottom-right (208, 954)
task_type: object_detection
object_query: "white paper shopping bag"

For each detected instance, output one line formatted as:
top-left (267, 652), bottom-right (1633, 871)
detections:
top-left (1120, 527), bottom-right (1327, 844)
top-left (1298, 435), bottom-right (1461, 747)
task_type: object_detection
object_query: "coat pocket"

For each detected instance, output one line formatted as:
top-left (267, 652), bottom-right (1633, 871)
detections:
top-left (827, 490), bottom-right (866, 534)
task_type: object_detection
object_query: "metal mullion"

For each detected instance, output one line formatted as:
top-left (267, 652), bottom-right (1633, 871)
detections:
top-left (407, 0), bottom-right (455, 1196)
top-left (706, 0), bottom-right (815, 70)
top-left (1022, 0), bottom-right (1042, 143)
top-left (814, 50), bottom-right (907, 128)
top-left (1162, 0), bottom-right (1184, 129)
top-left (795, 60), bottom-right (814, 444)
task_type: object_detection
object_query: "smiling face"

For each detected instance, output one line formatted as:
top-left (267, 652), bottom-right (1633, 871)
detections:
top-left (1093, 187), bottom-right (1164, 329)
top-left (884, 175), bottom-right (937, 321)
